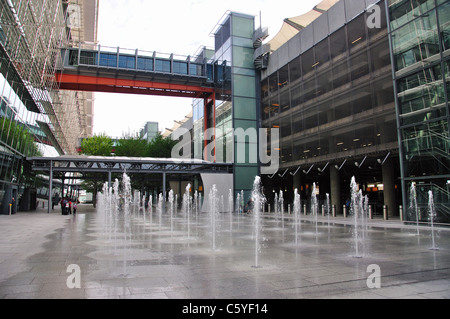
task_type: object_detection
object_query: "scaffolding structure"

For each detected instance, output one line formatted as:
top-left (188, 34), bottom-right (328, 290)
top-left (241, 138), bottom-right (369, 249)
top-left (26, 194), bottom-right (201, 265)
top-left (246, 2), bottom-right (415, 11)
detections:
top-left (0, 0), bottom-right (96, 155)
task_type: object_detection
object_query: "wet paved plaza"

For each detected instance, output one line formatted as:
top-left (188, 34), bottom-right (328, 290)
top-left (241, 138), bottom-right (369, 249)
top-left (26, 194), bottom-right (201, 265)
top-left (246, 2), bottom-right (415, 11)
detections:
top-left (0, 204), bottom-right (449, 299)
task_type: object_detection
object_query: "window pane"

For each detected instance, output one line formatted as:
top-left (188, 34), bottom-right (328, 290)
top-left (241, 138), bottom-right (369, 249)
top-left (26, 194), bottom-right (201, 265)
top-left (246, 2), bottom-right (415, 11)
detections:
top-left (392, 12), bottom-right (439, 73)
top-left (232, 46), bottom-right (254, 68)
top-left (279, 90), bottom-right (290, 113)
top-left (137, 57), bottom-right (153, 71)
top-left (118, 55), bottom-right (135, 69)
top-left (349, 51), bottom-right (369, 81)
top-left (232, 15), bottom-right (253, 38)
top-left (438, 2), bottom-right (450, 52)
top-left (315, 39), bottom-right (330, 66)
top-left (79, 51), bottom-right (97, 65)
top-left (347, 15), bottom-right (366, 49)
top-left (330, 26), bottom-right (347, 60)
top-left (155, 59), bottom-right (170, 72)
top-left (289, 57), bottom-right (301, 82)
top-left (398, 65), bottom-right (446, 125)
top-left (278, 65), bottom-right (289, 89)
top-left (173, 61), bottom-right (187, 75)
top-left (99, 53), bottom-right (116, 67)
top-left (301, 49), bottom-right (314, 78)
top-left (233, 74), bottom-right (256, 98)
top-left (234, 97), bottom-right (257, 120)
top-left (389, 0), bottom-right (436, 30)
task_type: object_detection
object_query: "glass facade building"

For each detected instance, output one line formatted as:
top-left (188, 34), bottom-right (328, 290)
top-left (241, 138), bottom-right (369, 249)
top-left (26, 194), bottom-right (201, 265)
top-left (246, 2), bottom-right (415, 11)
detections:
top-left (259, 0), bottom-right (400, 216)
top-left (193, 12), bottom-right (259, 199)
top-left (0, 1), bottom-right (97, 214)
top-left (190, 1), bottom-right (449, 222)
top-left (387, 0), bottom-right (450, 223)
top-left (1, 0), bottom-right (448, 223)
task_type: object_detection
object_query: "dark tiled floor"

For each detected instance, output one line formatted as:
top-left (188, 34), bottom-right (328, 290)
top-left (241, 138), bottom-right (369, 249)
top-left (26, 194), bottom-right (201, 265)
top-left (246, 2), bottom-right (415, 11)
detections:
top-left (0, 204), bottom-right (449, 299)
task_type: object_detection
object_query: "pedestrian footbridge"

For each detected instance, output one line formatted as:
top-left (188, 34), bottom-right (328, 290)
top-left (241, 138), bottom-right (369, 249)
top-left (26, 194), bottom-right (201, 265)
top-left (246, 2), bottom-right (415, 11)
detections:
top-left (56, 44), bottom-right (220, 98)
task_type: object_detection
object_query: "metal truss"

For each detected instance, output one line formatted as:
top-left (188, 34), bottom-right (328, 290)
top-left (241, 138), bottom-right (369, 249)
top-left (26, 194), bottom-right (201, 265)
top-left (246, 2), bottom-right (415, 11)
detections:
top-left (27, 155), bottom-right (233, 175)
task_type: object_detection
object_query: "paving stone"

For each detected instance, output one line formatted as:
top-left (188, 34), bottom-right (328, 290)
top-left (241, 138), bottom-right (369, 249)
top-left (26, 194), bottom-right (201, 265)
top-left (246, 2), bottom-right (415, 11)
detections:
top-left (0, 204), bottom-right (449, 301)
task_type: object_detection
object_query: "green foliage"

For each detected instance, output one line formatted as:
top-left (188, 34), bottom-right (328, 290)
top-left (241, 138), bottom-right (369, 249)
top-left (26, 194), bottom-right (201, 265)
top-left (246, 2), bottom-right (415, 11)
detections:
top-left (80, 134), bottom-right (114, 156)
top-left (114, 134), bottom-right (149, 157)
top-left (78, 132), bottom-right (177, 206)
top-left (147, 133), bottom-right (177, 158)
top-left (0, 117), bottom-right (42, 157)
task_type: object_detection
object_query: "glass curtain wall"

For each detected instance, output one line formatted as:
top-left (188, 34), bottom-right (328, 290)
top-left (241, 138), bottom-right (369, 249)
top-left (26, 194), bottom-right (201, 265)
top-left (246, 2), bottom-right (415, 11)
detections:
top-left (261, 0), bottom-right (396, 208)
top-left (229, 13), bottom-right (259, 200)
top-left (195, 12), bottom-right (258, 200)
top-left (388, 0), bottom-right (450, 223)
top-left (0, 0), bottom-right (67, 214)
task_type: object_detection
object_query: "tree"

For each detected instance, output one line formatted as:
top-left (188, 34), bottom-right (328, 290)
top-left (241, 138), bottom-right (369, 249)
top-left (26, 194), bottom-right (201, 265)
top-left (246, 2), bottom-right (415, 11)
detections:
top-left (80, 134), bottom-right (113, 156)
top-left (79, 134), bottom-right (113, 207)
top-left (114, 134), bottom-right (149, 157)
top-left (147, 133), bottom-right (177, 158)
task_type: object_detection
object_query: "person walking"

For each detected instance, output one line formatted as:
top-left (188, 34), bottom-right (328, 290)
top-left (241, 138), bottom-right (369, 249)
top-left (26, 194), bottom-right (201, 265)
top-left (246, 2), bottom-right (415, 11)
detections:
top-left (61, 197), bottom-right (67, 215)
top-left (73, 201), bottom-right (77, 214)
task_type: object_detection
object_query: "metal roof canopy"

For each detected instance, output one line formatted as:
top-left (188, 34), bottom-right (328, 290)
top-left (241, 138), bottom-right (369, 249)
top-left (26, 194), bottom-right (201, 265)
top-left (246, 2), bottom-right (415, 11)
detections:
top-left (27, 155), bottom-right (233, 214)
top-left (27, 155), bottom-right (233, 175)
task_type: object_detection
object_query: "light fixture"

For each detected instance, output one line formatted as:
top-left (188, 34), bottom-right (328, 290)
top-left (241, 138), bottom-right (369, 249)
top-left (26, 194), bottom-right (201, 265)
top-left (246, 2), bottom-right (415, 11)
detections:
top-left (290, 166), bottom-right (301, 176)
top-left (355, 155), bottom-right (367, 168)
top-left (352, 37), bottom-right (362, 44)
top-left (278, 169), bottom-right (289, 178)
top-left (303, 164), bottom-right (314, 175)
top-left (317, 162), bottom-right (329, 173)
top-left (377, 152), bottom-right (391, 165)
top-left (334, 159), bottom-right (347, 171)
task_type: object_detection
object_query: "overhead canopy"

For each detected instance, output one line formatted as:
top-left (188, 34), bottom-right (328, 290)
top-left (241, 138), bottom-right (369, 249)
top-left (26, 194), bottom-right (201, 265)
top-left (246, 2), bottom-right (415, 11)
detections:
top-left (268, 0), bottom-right (339, 51)
top-left (27, 155), bottom-right (233, 175)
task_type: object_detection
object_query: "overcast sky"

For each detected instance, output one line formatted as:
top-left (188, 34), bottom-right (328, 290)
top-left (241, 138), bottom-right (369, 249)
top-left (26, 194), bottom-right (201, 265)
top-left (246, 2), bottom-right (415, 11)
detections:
top-left (93, 0), bottom-right (322, 138)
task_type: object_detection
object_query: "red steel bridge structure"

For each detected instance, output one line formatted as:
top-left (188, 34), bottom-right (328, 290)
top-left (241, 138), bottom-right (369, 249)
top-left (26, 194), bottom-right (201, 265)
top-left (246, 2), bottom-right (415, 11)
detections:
top-left (55, 45), bottom-right (225, 159)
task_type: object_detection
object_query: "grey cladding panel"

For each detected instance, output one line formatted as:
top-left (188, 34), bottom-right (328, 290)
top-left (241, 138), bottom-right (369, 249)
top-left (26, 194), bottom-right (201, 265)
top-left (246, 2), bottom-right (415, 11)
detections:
top-left (277, 42), bottom-right (290, 69)
top-left (288, 34), bottom-right (301, 61)
top-left (345, 0), bottom-right (366, 20)
top-left (328, 1), bottom-right (346, 34)
top-left (300, 25), bottom-right (314, 52)
top-left (313, 12), bottom-right (329, 44)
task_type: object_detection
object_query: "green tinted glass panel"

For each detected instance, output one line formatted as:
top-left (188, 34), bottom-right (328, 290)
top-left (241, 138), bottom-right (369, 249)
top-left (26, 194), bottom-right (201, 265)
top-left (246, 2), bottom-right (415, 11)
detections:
top-left (233, 74), bottom-right (256, 98)
top-left (234, 165), bottom-right (259, 190)
top-left (234, 97), bottom-right (257, 120)
top-left (232, 15), bottom-right (254, 38)
top-left (392, 12), bottom-right (439, 72)
top-left (438, 2), bottom-right (450, 51)
top-left (233, 36), bottom-right (253, 48)
top-left (233, 46), bottom-right (254, 68)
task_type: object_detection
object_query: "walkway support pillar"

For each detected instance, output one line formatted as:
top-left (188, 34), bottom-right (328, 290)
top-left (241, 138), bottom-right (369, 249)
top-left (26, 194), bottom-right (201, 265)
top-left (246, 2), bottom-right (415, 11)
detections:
top-left (48, 160), bottom-right (53, 214)
top-left (162, 172), bottom-right (166, 214)
top-left (330, 165), bottom-right (341, 216)
top-left (382, 157), bottom-right (397, 218)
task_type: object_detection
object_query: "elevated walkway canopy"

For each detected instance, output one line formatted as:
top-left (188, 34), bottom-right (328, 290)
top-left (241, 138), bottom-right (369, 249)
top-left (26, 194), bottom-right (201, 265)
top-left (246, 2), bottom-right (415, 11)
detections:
top-left (28, 155), bottom-right (233, 175)
top-left (27, 155), bottom-right (233, 213)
